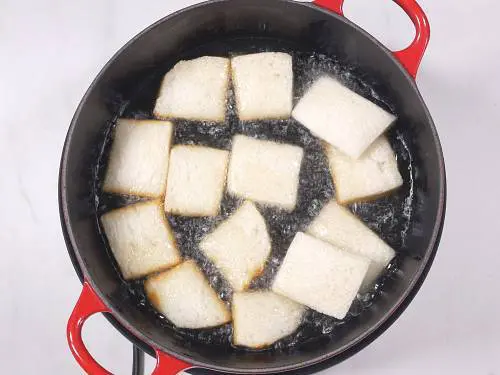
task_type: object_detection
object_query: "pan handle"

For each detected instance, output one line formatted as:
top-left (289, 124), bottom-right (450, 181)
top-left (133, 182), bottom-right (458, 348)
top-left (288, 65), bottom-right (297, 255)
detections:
top-left (67, 282), bottom-right (113, 374)
top-left (67, 281), bottom-right (192, 375)
top-left (313, 0), bottom-right (430, 79)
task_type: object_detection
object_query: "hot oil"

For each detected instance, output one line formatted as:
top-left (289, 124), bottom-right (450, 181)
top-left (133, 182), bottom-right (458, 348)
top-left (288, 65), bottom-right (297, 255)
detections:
top-left (93, 50), bottom-right (416, 352)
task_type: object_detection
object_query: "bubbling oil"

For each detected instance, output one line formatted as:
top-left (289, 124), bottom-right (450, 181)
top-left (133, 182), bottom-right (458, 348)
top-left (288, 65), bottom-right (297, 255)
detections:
top-left (94, 51), bottom-right (415, 352)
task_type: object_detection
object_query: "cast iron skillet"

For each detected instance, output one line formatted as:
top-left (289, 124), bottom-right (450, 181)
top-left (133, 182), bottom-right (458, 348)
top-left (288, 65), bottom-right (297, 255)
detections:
top-left (60, 0), bottom-right (446, 374)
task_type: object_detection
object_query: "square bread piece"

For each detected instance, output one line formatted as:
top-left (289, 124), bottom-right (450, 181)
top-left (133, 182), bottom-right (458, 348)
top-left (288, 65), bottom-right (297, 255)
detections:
top-left (232, 291), bottom-right (305, 348)
top-left (326, 135), bottom-right (403, 204)
top-left (272, 232), bottom-right (369, 319)
top-left (227, 135), bottom-right (304, 211)
top-left (307, 199), bottom-right (396, 291)
top-left (153, 56), bottom-right (230, 122)
top-left (231, 52), bottom-right (293, 120)
top-left (145, 261), bottom-right (231, 329)
top-left (292, 76), bottom-right (396, 159)
top-left (199, 201), bottom-right (271, 291)
top-left (100, 200), bottom-right (180, 280)
top-left (103, 119), bottom-right (174, 198)
top-left (165, 145), bottom-right (229, 217)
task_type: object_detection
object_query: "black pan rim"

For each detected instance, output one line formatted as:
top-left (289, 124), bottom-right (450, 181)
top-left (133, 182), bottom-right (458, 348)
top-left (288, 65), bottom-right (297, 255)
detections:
top-left (59, 0), bottom-right (447, 373)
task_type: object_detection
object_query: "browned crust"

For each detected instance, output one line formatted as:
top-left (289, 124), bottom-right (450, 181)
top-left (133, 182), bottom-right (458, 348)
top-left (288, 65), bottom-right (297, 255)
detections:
top-left (101, 200), bottom-right (182, 280)
top-left (145, 261), bottom-right (231, 325)
top-left (198, 201), bottom-right (272, 291)
top-left (127, 259), bottom-right (182, 281)
top-left (231, 291), bottom-right (277, 349)
top-left (240, 265), bottom-right (266, 292)
top-left (144, 262), bottom-right (186, 310)
top-left (144, 285), bottom-right (161, 310)
top-left (145, 260), bottom-right (186, 285)
top-left (202, 246), bottom-right (270, 293)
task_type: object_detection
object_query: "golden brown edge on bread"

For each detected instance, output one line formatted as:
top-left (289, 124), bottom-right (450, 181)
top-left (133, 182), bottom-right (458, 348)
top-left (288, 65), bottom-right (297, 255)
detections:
top-left (198, 201), bottom-right (271, 291)
top-left (231, 290), bottom-right (301, 349)
top-left (231, 292), bottom-right (274, 349)
top-left (143, 261), bottom-right (188, 311)
top-left (100, 200), bottom-right (182, 280)
top-left (145, 260), bottom-right (232, 327)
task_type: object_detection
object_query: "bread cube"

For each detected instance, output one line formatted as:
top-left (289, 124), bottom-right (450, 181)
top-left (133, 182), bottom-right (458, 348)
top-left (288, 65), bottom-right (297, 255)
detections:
top-left (272, 232), bottom-right (369, 319)
top-left (100, 200), bottom-right (180, 280)
top-left (165, 145), bottom-right (229, 217)
top-left (199, 201), bottom-right (271, 291)
top-left (292, 76), bottom-right (396, 159)
top-left (227, 135), bottom-right (303, 211)
top-left (326, 136), bottom-right (403, 204)
top-left (154, 56), bottom-right (230, 122)
top-left (103, 119), bottom-right (174, 198)
top-left (231, 52), bottom-right (293, 120)
top-left (307, 199), bottom-right (396, 291)
top-left (232, 291), bottom-right (304, 348)
top-left (145, 261), bottom-right (231, 329)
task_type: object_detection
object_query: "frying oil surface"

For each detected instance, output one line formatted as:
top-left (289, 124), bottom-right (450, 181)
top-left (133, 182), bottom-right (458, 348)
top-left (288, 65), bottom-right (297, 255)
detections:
top-left (94, 51), bottom-right (415, 352)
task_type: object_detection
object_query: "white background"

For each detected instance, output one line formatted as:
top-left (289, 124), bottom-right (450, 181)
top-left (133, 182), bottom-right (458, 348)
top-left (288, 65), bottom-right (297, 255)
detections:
top-left (1, 0), bottom-right (499, 374)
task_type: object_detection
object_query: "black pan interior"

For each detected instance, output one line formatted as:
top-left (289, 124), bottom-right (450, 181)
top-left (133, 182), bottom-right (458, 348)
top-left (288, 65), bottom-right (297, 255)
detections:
top-left (60, 1), bottom-right (445, 373)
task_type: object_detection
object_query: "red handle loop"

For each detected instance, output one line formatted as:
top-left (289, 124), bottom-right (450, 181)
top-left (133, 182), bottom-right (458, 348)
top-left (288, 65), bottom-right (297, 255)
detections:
top-left (67, 282), bottom-right (113, 375)
top-left (313, 0), bottom-right (430, 79)
top-left (67, 281), bottom-right (192, 375)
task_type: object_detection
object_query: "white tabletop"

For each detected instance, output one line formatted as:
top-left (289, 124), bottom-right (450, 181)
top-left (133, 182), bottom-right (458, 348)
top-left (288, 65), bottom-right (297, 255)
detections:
top-left (1, 0), bottom-right (498, 374)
